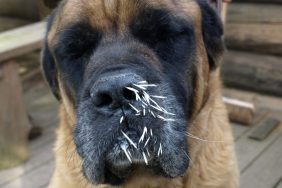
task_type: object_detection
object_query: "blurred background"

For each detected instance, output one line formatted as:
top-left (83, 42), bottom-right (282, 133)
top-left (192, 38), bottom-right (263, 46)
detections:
top-left (0, 0), bottom-right (281, 187)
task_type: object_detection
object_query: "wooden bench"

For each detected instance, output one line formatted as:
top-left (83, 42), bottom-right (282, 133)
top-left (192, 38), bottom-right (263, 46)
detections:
top-left (0, 22), bottom-right (45, 170)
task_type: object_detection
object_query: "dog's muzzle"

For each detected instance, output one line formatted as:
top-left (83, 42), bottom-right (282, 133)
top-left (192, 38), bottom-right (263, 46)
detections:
top-left (74, 43), bottom-right (189, 186)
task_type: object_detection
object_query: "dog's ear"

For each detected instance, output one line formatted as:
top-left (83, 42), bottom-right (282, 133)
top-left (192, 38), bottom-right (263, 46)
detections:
top-left (198, 0), bottom-right (225, 70)
top-left (41, 10), bottom-right (61, 100)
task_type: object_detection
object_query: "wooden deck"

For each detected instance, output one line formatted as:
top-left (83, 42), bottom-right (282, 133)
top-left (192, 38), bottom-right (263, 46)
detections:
top-left (0, 81), bottom-right (281, 188)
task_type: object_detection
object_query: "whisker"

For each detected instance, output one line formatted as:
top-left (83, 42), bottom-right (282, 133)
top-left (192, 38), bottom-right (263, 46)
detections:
top-left (186, 132), bottom-right (224, 143)
top-left (184, 151), bottom-right (193, 165)
top-left (121, 131), bottom-right (138, 149)
top-left (160, 107), bottom-right (176, 116)
top-left (150, 129), bottom-right (153, 136)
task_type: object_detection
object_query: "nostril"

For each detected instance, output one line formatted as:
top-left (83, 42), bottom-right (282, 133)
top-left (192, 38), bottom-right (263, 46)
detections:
top-left (95, 92), bottom-right (113, 107)
top-left (123, 88), bottom-right (136, 101)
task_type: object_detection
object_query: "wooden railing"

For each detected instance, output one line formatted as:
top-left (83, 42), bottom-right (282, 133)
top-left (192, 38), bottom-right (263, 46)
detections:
top-left (0, 22), bottom-right (46, 170)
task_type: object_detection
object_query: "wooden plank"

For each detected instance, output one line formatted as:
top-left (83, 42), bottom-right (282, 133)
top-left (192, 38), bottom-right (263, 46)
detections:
top-left (275, 179), bottom-right (282, 188)
top-left (235, 122), bottom-right (282, 172)
top-left (235, 0), bottom-right (282, 4)
top-left (227, 3), bottom-right (282, 23)
top-left (1, 159), bottom-right (54, 188)
top-left (0, 0), bottom-right (39, 21)
top-left (0, 136), bottom-right (54, 187)
top-left (241, 135), bottom-right (282, 188)
top-left (0, 125), bottom-right (55, 186)
top-left (225, 23), bottom-right (282, 56)
top-left (0, 17), bottom-right (31, 32)
top-left (0, 62), bottom-right (31, 170)
top-left (232, 123), bottom-right (249, 141)
top-left (249, 118), bottom-right (280, 141)
top-left (222, 51), bottom-right (282, 96)
top-left (0, 22), bottom-right (45, 63)
top-left (223, 97), bottom-right (255, 126)
top-left (223, 88), bottom-right (282, 114)
top-left (0, 80), bottom-right (58, 186)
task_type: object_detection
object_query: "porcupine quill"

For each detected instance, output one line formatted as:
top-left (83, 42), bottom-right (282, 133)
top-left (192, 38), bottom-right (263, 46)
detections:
top-left (121, 81), bottom-right (176, 164)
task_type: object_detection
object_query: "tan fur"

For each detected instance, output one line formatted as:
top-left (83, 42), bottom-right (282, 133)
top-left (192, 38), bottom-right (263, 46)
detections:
top-left (47, 0), bottom-right (239, 187)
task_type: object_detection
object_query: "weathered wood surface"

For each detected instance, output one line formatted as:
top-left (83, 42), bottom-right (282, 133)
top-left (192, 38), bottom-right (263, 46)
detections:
top-left (235, 0), bottom-right (282, 4)
top-left (241, 134), bottom-right (282, 188)
top-left (222, 51), bottom-right (282, 96)
top-left (249, 118), bottom-right (281, 141)
top-left (232, 123), bottom-right (249, 141)
top-left (0, 62), bottom-right (31, 170)
top-left (0, 22), bottom-right (45, 63)
top-left (227, 3), bottom-right (282, 23)
top-left (0, 82), bottom-right (58, 188)
top-left (223, 97), bottom-right (255, 126)
top-left (225, 23), bottom-right (282, 56)
top-left (0, 17), bottom-right (31, 32)
top-left (276, 180), bottom-right (282, 188)
top-left (236, 120), bottom-right (282, 173)
top-left (0, 0), bottom-right (39, 21)
top-left (36, 0), bottom-right (53, 19)
top-left (223, 88), bottom-right (282, 114)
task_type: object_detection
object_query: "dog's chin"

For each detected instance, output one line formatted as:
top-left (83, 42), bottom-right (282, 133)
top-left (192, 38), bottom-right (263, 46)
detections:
top-left (81, 132), bottom-right (190, 186)
top-left (104, 137), bottom-right (158, 180)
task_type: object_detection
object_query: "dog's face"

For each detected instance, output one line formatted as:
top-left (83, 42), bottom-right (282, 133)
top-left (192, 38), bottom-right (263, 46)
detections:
top-left (42, 0), bottom-right (223, 186)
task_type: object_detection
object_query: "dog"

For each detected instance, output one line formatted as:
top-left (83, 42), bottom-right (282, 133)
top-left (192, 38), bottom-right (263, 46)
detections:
top-left (41, 0), bottom-right (239, 187)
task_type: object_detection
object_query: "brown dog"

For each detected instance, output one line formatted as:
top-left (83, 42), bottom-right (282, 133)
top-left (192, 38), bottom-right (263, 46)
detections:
top-left (41, 0), bottom-right (239, 187)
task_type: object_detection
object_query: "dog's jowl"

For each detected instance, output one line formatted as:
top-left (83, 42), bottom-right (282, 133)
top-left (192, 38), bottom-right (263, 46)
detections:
top-left (41, 0), bottom-right (239, 187)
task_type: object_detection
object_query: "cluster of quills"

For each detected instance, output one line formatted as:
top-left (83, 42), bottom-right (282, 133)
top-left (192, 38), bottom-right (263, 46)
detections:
top-left (119, 81), bottom-right (176, 165)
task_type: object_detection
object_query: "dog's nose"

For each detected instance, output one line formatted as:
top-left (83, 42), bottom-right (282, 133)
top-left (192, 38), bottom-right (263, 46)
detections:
top-left (90, 73), bottom-right (141, 111)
